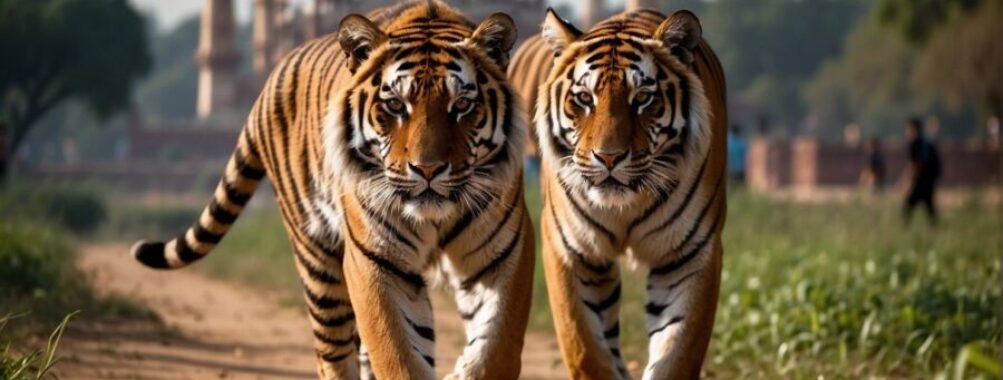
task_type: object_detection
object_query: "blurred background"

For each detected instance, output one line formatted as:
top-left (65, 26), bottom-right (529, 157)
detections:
top-left (0, 0), bottom-right (999, 379)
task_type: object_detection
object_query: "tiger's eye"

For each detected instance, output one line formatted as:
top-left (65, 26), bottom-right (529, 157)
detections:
top-left (635, 91), bottom-right (653, 104)
top-left (385, 98), bottom-right (405, 114)
top-left (575, 92), bottom-right (593, 106)
top-left (453, 98), bottom-right (472, 113)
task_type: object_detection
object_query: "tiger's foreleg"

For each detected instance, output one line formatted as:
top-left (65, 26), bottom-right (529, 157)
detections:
top-left (541, 199), bottom-right (628, 380)
top-left (642, 238), bottom-right (722, 380)
top-left (442, 209), bottom-right (535, 380)
top-left (341, 211), bottom-right (437, 380)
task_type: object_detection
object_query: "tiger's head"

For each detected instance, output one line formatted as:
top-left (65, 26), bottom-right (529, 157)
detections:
top-left (537, 9), bottom-right (710, 208)
top-left (329, 5), bottom-right (523, 222)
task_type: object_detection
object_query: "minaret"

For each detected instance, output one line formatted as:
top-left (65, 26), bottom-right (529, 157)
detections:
top-left (253, 0), bottom-right (276, 81)
top-left (196, 0), bottom-right (240, 122)
top-left (626, 0), bottom-right (658, 12)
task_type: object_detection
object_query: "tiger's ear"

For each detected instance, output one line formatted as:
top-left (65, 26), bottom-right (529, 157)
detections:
top-left (653, 10), bottom-right (702, 65)
top-left (541, 8), bottom-right (582, 57)
top-left (338, 14), bottom-right (387, 73)
top-left (468, 13), bottom-right (518, 69)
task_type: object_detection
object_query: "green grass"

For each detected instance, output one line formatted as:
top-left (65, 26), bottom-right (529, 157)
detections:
top-left (124, 183), bottom-right (999, 378)
top-left (0, 311), bottom-right (77, 380)
top-left (625, 191), bottom-right (998, 379)
top-left (0, 220), bottom-right (153, 333)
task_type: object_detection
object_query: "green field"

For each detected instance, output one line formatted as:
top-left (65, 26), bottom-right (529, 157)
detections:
top-left (113, 183), bottom-right (1000, 379)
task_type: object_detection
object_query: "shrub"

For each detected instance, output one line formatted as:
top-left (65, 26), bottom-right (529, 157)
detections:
top-left (0, 182), bottom-right (106, 235)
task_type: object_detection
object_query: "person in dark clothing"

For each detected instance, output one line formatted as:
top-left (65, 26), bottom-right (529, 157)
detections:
top-left (860, 138), bottom-right (886, 191)
top-left (902, 118), bottom-right (941, 224)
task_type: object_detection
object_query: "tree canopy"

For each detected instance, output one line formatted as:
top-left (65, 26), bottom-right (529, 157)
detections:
top-left (0, 0), bottom-right (150, 177)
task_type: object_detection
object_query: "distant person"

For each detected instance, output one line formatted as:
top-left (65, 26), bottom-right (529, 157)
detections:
top-left (901, 117), bottom-right (941, 224)
top-left (727, 124), bottom-right (748, 185)
top-left (860, 138), bottom-right (885, 191)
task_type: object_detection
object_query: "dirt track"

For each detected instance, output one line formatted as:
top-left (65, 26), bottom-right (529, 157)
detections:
top-left (56, 244), bottom-right (565, 379)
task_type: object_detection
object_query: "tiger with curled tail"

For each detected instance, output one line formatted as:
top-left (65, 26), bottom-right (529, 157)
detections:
top-left (131, 1), bottom-right (535, 379)
top-left (509, 8), bottom-right (727, 379)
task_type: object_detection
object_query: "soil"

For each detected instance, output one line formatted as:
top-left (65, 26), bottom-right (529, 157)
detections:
top-left (54, 243), bottom-right (566, 380)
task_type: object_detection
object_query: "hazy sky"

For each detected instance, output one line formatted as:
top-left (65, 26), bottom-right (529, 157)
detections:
top-left (130, 0), bottom-right (579, 32)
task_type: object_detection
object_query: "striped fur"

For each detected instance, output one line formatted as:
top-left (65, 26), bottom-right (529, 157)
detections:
top-left (131, 2), bottom-right (535, 379)
top-left (510, 8), bottom-right (727, 379)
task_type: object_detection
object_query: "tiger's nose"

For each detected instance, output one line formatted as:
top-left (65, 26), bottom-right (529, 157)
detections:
top-left (408, 161), bottom-right (447, 180)
top-left (593, 150), bottom-right (628, 169)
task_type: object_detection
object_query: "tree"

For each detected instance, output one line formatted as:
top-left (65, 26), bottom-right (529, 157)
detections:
top-left (802, 18), bottom-right (921, 137)
top-left (0, 0), bottom-right (150, 181)
top-left (701, 0), bottom-right (868, 131)
top-left (910, 0), bottom-right (1001, 118)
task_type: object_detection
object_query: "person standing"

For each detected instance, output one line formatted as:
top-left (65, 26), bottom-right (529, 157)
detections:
top-left (727, 124), bottom-right (748, 186)
top-left (901, 117), bottom-right (941, 224)
top-left (860, 138), bottom-right (886, 192)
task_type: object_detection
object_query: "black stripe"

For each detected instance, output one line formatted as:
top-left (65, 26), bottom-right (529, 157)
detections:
top-left (547, 194), bottom-right (613, 275)
top-left (308, 307), bottom-right (355, 328)
top-left (603, 322), bottom-right (620, 339)
top-left (346, 221), bottom-right (426, 289)
top-left (223, 181), bottom-right (252, 206)
top-left (321, 351), bottom-right (352, 363)
top-left (648, 315), bottom-right (685, 337)
top-left (404, 315), bottom-right (435, 341)
top-left (192, 223), bottom-right (223, 244)
top-left (208, 199), bottom-right (238, 224)
top-left (134, 242), bottom-right (169, 269)
top-left (303, 284), bottom-right (348, 309)
top-left (313, 331), bottom-right (356, 347)
top-left (460, 217), bottom-right (523, 290)
top-left (294, 250), bottom-right (341, 284)
top-left (583, 282), bottom-right (621, 315)
top-left (357, 193), bottom-right (418, 251)
top-left (642, 155), bottom-right (709, 236)
top-left (438, 202), bottom-right (487, 248)
top-left (234, 151), bottom-right (266, 180)
top-left (645, 301), bottom-right (669, 316)
top-left (561, 183), bottom-right (617, 244)
top-left (175, 236), bottom-right (202, 263)
top-left (650, 209), bottom-right (723, 276)
top-left (462, 187), bottom-right (521, 259)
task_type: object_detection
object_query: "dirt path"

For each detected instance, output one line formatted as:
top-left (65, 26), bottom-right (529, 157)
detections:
top-left (55, 244), bottom-right (565, 379)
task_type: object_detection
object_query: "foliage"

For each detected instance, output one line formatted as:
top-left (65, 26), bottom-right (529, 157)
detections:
top-left (0, 311), bottom-right (77, 380)
top-left (0, 219), bottom-right (151, 333)
top-left (700, 0), bottom-right (868, 131)
top-left (802, 18), bottom-right (921, 137)
top-left (0, 0), bottom-right (150, 172)
top-left (911, 0), bottom-right (1002, 117)
top-left (875, 0), bottom-right (984, 44)
top-left (0, 181), bottom-right (107, 235)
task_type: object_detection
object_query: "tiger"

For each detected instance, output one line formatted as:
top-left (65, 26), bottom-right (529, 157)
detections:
top-left (130, 2), bottom-right (536, 379)
top-left (508, 8), bottom-right (727, 379)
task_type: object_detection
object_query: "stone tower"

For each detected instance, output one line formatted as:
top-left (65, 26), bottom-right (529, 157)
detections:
top-left (582, 0), bottom-right (604, 27)
top-left (253, 0), bottom-right (277, 81)
top-left (196, 0), bottom-right (240, 122)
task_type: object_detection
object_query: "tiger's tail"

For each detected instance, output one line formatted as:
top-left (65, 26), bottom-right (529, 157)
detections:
top-left (131, 129), bottom-right (266, 269)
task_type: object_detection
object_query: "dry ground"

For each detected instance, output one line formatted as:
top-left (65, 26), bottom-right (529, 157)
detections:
top-left (54, 244), bottom-right (565, 379)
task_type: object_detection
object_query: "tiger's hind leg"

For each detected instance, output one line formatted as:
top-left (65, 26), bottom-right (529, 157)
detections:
top-left (288, 235), bottom-right (360, 380)
top-left (642, 238), bottom-right (721, 380)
